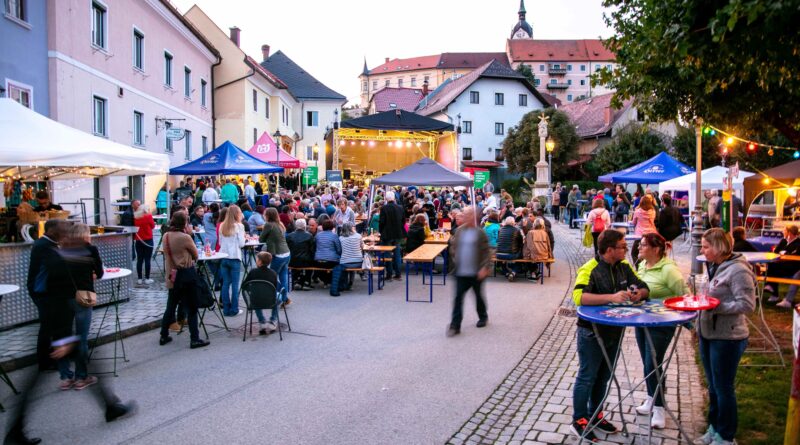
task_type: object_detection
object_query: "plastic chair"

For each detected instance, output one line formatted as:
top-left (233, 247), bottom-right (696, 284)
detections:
top-left (240, 280), bottom-right (290, 341)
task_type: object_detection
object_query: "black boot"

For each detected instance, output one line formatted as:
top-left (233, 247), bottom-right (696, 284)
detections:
top-left (5, 424), bottom-right (42, 445)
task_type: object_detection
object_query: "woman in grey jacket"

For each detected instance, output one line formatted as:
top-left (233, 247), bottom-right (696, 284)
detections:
top-left (697, 228), bottom-right (756, 445)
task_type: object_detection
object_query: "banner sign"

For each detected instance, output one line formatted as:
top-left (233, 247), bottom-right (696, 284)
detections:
top-left (302, 166), bottom-right (318, 186)
top-left (166, 128), bottom-right (185, 140)
top-left (473, 171), bottom-right (490, 189)
top-left (326, 170), bottom-right (343, 182)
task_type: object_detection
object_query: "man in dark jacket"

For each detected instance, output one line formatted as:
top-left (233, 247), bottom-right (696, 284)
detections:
top-left (286, 219), bottom-right (315, 290)
top-left (656, 195), bottom-right (684, 242)
top-left (496, 216), bottom-right (524, 281)
top-left (242, 251), bottom-right (281, 334)
top-left (26, 219), bottom-right (63, 370)
top-left (569, 230), bottom-right (649, 441)
top-left (379, 191), bottom-right (406, 280)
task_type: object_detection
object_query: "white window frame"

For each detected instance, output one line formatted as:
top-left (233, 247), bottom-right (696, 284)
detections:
top-left (92, 94), bottom-right (108, 137)
top-left (463, 121), bottom-right (472, 134)
top-left (132, 26), bottom-right (145, 72)
top-left (469, 91), bottom-right (479, 104)
top-left (90, 0), bottom-right (108, 51)
top-left (201, 135), bottom-right (208, 155)
top-left (567, 64), bottom-right (572, 71)
top-left (252, 89), bottom-right (258, 112)
top-left (164, 121), bottom-right (173, 153)
top-left (534, 78), bottom-right (540, 86)
top-left (200, 78), bottom-right (207, 108)
top-left (163, 50), bottom-right (173, 87)
top-left (306, 110), bottom-right (319, 127)
top-left (580, 64), bottom-right (586, 72)
top-left (397, 78), bottom-right (404, 88)
top-left (494, 122), bottom-right (504, 136)
top-left (580, 79), bottom-right (586, 86)
top-left (184, 129), bottom-right (192, 160)
top-left (5, 78), bottom-right (33, 110)
top-left (462, 147), bottom-right (472, 161)
top-left (494, 92), bottom-right (504, 106)
top-left (519, 94), bottom-right (527, 107)
top-left (183, 66), bottom-right (191, 98)
top-left (132, 110), bottom-right (144, 146)
top-left (372, 80), bottom-right (377, 90)
top-left (567, 94), bottom-right (573, 102)
top-left (4, 0), bottom-right (29, 26)
top-left (384, 79), bottom-right (390, 87)
top-left (264, 97), bottom-right (270, 119)
top-left (410, 77), bottom-right (417, 87)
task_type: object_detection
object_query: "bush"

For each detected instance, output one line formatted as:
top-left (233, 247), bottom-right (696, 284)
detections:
top-left (501, 178), bottom-right (523, 198)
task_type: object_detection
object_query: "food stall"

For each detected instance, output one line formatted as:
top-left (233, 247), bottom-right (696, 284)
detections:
top-left (744, 159), bottom-right (800, 231)
top-left (0, 98), bottom-right (170, 328)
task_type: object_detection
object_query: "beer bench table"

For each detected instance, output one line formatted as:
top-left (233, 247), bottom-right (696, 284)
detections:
top-left (403, 244), bottom-right (448, 303)
top-left (288, 266), bottom-right (385, 295)
top-left (491, 256), bottom-right (554, 284)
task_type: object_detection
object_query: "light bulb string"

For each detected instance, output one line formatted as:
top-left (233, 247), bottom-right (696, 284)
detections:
top-left (737, 158), bottom-right (794, 189)
top-left (704, 124), bottom-right (799, 152)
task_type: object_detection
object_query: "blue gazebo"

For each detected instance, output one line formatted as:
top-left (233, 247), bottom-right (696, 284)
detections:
top-left (170, 140), bottom-right (283, 175)
top-left (598, 151), bottom-right (693, 184)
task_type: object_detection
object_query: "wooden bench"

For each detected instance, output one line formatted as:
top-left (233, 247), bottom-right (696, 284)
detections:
top-left (491, 256), bottom-right (555, 284)
top-left (757, 276), bottom-right (800, 286)
top-left (288, 266), bottom-right (385, 295)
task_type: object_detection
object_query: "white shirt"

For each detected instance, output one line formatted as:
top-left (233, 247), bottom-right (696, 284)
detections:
top-left (202, 187), bottom-right (219, 204)
top-left (245, 184), bottom-right (256, 201)
top-left (483, 194), bottom-right (498, 213)
top-left (217, 223), bottom-right (245, 260)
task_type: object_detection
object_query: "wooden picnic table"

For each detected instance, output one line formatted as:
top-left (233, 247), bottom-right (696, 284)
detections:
top-left (403, 244), bottom-right (448, 303)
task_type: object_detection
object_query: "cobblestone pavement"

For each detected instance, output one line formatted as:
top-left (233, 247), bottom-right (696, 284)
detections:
top-left (447, 224), bottom-right (706, 445)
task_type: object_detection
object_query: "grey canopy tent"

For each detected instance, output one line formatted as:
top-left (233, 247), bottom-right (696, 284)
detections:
top-left (367, 157), bottom-right (475, 222)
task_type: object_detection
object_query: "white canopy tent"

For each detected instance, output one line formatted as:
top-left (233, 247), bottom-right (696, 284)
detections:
top-left (0, 98), bottom-right (170, 179)
top-left (657, 165), bottom-right (755, 210)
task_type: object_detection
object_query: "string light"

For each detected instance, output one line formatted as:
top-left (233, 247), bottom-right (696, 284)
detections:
top-left (726, 136), bottom-right (734, 145)
top-left (703, 124), bottom-right (799, 154)
top-left (794, 150), bottom-right (800, 159)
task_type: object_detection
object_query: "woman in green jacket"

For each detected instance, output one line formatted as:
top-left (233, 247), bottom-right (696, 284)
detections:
top-left (634, 232), bottom-right (688, 429)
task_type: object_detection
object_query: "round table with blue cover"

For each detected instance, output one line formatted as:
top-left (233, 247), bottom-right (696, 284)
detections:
top-left (576, 301), bottom-right (696, 443)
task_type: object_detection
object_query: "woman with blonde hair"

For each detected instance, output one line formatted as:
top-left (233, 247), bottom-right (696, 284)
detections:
top-left (631, 194), bottom-right (658, 264)
top-left (523, 217), bottom-right (552, 281)
top-left (217, 204), bottom-right (245, 316)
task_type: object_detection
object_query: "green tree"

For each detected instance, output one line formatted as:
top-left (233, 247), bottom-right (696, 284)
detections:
top-left (515, 63), bottom-right (535, 85)
top-left (671, 126), bottom-right (721, 169)
top-left (598, 0), bottom-right (800, 145)
top-left (503, 108), bottom-right (580, 179)
top-left (585, 124), bottom-right (668, 178)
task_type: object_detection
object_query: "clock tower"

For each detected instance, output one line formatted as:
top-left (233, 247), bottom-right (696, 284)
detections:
top-left (510, 0), bottom-right (533, 40)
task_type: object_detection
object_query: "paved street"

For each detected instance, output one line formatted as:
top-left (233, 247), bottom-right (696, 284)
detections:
top-left (0, 223), bottom-right (704, 444)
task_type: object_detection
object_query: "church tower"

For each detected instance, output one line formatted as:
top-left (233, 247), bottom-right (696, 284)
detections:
top-left (510, 0), bottom-right (533, 39)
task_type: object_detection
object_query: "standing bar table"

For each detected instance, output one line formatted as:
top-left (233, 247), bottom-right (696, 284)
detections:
top-left (576, 301), bottom-right (696, 444)
top-left (196, 252), bottom-right (230, 337)
top-left (89, 268), bottom-right (131, 377)
top-left (0, 284), bottom-right (20, 411)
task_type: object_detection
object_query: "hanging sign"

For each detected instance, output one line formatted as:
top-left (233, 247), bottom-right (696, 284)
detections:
top-left (302, 166), bottom-right (318, 186)
top-left (473, 171), bottom-right (490, 189)
top-left (166, 128), bottom-right (185, 140)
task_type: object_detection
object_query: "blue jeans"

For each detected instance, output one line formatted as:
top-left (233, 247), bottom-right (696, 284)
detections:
top-left (382, 239), bottom-right (402, 277)
top-left (219, 258), bottom-right (241, 315)
top-left (496, 252), bottom-right (521, 274)
top-left (269, 254), bottom-right (290, 322)
top-left (634, 326), bottom-right (675, 407)
top-left (699, 336), bottom-right (748, 441)
top-left (573, 325), bottom-right (623, 421)
top-left (58, 301), bottom-right (91, 380)
top-left (331, 261), bottom-right (362, 295)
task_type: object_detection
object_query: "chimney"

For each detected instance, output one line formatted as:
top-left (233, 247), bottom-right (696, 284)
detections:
top-left (229, 26), bottom-right (240, 47)
top-left (422, 80), bottom-right (429, 97)
top-left (603, 106), bottom-right (612, 126)
top-left (261, 44), bottom-right (270, 62)
top-left (385, 57), bottom-right (390, 63)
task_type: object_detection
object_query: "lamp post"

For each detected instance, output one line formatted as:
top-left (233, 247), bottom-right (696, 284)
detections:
top-left (273, 130), bottom-right (281, 192)
top-left (546, 136), bottom-right (555, 202)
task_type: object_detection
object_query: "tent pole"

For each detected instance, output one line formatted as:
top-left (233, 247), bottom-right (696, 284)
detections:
top-left (470, 186), bottom-right (477, 225)
top-left (366, 184), bottom-right (375, 232)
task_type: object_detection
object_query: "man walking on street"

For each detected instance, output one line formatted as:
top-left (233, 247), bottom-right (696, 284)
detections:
top-left (447, 207), bottom-right (491, 337)
top-left (379, 190), bottom-right (406, 280)
top-left (26, 220), bottom-right (62, 371)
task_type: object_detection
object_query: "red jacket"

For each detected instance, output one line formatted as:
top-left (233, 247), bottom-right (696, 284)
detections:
top-left (134, 214), bottom-right (155, 241)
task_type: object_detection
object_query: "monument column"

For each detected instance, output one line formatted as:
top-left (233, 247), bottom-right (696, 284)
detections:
top-left (534, 113), bottom-right (550, 198)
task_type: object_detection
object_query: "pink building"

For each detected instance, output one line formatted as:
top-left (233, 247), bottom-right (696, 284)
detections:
top-left (47, 0), bottom-right (219, 217)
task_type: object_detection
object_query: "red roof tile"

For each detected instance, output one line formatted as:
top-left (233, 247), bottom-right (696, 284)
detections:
top-left (559, 93), bottom-right (633, 139)
top-left (369, 88), bottom-right (425, 113)
top-left (507, 39), bottom-right (615, 62)
top-left (368, 55), bottom-right (441, 74)
top-left (437, 52), bottom-right (510, 69)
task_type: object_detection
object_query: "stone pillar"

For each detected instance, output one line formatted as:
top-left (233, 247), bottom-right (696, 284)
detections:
top-left (534, 114), bottom-right (550, 198)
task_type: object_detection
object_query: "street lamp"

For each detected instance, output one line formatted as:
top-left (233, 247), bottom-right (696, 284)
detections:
top-left (273, 129), bottom-right (281, 192)
top-left (545, 136), bottom-right (555, 190)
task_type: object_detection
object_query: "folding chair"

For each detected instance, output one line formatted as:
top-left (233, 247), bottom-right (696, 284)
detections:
top-left (241, 280), bottom-right (290, 341)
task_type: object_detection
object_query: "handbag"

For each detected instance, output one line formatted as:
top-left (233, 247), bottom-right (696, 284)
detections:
top-left (163, 233), bottom-right (177, 284)
top-left (66, 265), bottom-right (97, 308)
top-left (361, 252), bottom-right (374, 270)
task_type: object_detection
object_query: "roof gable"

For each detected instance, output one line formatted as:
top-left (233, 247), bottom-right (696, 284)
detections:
top-left (559, 93), bottom-right (633, 138)
top-left (262, 51), bottom-right (346, 101)
top-left (369, 88), bottom-right (425, 113)
top-left (367, 54), bottom-right (441, 75)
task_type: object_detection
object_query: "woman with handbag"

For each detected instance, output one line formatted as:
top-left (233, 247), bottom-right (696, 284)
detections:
top-left (56, 223), bottom-right (103, 390)
top-left (134, 204), bottom-right (155, 285)
top-left (159, 211), bottom-right (209, 349)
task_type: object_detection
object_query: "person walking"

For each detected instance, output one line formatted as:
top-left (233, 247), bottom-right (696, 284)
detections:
top-left (379, 191), bottom-right (406, 280)
top-left (631, 194), bottom-right (658, 265)
top-left (633, 232), bottom-right (688, 429)
top-left (159, 212), bottom-right (209, 349)
top-left (569, 229), bottom-right (649, 442)
top-left (551, 186), bottom-right (561, 221)
top-left (217, 204), bottom-right (246, 317)
top-left (586, 198), bottom-right (612, 256)
top-left (696, 228), bottom-right (755, 445)
top-left (447, 207), bottom-right (491, 337)
top-left (26, 219), bottom-right (63, 371)
top-left (134, 204), bottom-right (155, 285)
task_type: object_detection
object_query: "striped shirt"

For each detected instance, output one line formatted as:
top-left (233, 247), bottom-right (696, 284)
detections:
top-left (339, 234), bottom-right (363, 264)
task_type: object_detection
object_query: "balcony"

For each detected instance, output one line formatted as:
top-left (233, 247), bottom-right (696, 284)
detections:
top-left (548, 67), bottom-right (567, 75)
top-left (546, 82), bottom-right (570, 90)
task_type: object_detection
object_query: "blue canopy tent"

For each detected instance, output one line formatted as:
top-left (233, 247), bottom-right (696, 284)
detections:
top-left (169, 140), bottom-right (283, 175)
top-left (598, 151), bottom-right (693, 184)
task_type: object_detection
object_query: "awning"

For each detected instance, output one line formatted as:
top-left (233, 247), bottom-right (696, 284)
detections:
top-left (341, 109), bottom-right (454, 132)
top-left (462, 160), bottom-right (502, 168)
top-left (247, 132), bottom-right (306, 168)
top-left (372, 157), bottom-right (472, 187)
top-left (170, 140), bottom-right (283, 175)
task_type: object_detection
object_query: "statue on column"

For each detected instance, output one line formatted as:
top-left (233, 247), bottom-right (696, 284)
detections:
top-left (533, 113), bottom-right (550, 198)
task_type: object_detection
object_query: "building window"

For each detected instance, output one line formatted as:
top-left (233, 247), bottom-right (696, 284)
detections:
top-left (201, 136), bottom-right (208, 155)
top-left (463, 121), bottom-right (472, 134)
top-left (424, 75), bottom-right (429, 83)
top-left (567, 64), bottom-right (572, 71)
top-left (164, 122), bottom-right (173, 152)
top-left (567, 79), bottom-right (572, 85)
top-left (534, 78), bottom-right (540, 86)
top-left (252, 89), bottom-right (257, 112)
top-left (494, 122), bottom-right (504, 135)
top-left (494, 93), bottom-right (504, 105)
top-left (164, 51), bottom-right (173, 86)
top-left (549, 79), bottom-right (557, 85)
top-left (306, 111), bottom-right (319, 127)
top-left (133, 110), bottom-right (144, 146)
top-left (372, 81), bottom-right (377, 90)
top-left (411, 77), bottom-right (417, 87)
top-left (362, 81), bottom-right (367, 92)
top-left (253, 128), bottom-right (257, 145)
top-left (580, 79), bottom-right (586, 86)
top-left (184, 66), bottom-right (191, 98)
top-left (580, 64), bottom-right (586, 71)
top-left (495, 149), bottom-right (505, 162)
top-left (398, 78), bottom-right (403, 88)
top-left (264, 97), bottom-right (270, 118)
top-left (462, 147), bottom-right (472, 160)
top-left (200, 79), bottom-right (207, 107)
top-left (567, 94), bottom-right (573, 102)
top-left (92, 95), bottom-right (107, 136)
top-left (4, 0), bottom-right (26, 21)
top-left (7, 81), bottom-right (31, 108)
top-left (132, 29), bottom-right (144, 70)
top-left (595, 64), bottom-right (601, 71)
top-left (539, 64), bottom-right (544, 72)
top-left (385, 79), bottom-right (390, 87)
top-left (518, 94), bottom-right (527, 106)
top-left (552, 63), bottom-right (560, 69)
top-left (469, 91), bottom-right (479, 104)
top-left (606, 64), bottom-right (612, 70)
top-left (184, 130), bottom-right (192, 160)
top-left (91, 1), bottom-right (107, 49)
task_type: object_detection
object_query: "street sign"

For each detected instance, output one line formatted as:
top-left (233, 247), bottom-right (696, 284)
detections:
top-left (326, 170), bottom-right (342, 182)
top-left (166, 128), bottom-right (185, 140)
top-left (473, 171), bottom-right (490, 189)
top-left (302, 166), bottom-right (318, 186)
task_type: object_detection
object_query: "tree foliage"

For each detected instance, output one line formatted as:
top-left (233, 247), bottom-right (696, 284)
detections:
top-left (502, 108), bottom-right (580, 179)
top-left (585, 124), bottom-right (668, 178)
top-left (515, 63), bottom-right (536, 85)
top-left (598, 0), bottom-right (800, 145)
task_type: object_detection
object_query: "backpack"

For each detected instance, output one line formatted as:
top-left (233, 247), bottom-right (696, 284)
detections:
top-left (592, 211), bottom-right (606, 232)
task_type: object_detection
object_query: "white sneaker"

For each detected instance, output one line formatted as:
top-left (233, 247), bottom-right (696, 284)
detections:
top-left (635, 396), bottom-right (653, 415)
top-left (136, 279), bottom-right (143, 285)
top-left (650, 406), bottom-right (665, 429)
top-left (144, 278), bottom-right (154, 284)
top-left (694, 426), bottom-right (716, 445)
top-left (264, 321), bottom-right (277, 333)
top-left (712, 437), bottom-right (735, 445)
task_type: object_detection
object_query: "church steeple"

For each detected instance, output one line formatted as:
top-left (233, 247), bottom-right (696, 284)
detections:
top-left (518, 0), bottom-right (526, 18)
top-left (361, 57), bottom-right (369, 76)
top-left (511, 0), bottom-right (533, 40)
